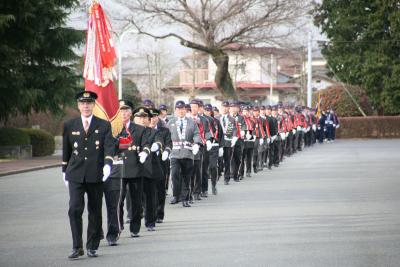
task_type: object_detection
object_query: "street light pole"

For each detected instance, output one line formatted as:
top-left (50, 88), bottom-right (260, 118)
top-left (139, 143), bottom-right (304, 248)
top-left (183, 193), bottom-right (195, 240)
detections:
top-left (307, 30), bottom-right (313, 108)
top-left (118, 28), bottom-right (136, 100)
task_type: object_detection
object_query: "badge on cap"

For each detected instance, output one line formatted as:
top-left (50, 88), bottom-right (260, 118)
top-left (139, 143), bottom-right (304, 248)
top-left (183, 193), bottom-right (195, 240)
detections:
top-left (95, 140), bottom-right (100, 145)
top-left (74, 142), bottom-right (78, 148)
top-left (83, 92), bottom-right (90, 98)
top-left (95, 129), bottom-right (99, 134)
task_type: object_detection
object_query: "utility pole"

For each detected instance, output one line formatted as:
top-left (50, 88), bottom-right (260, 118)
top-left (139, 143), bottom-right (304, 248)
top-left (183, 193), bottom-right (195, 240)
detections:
top-left (307, 31), bottom-right (313, 108)
top-left (118, 28), bottom-right (136, 99)
top-left (269, 53), bottom-right (273, 105)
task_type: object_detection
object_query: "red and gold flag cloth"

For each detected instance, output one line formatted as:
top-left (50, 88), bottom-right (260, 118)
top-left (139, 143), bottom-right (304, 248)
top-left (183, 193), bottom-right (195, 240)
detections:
top-left (83, 1), bottom-right (121, 136)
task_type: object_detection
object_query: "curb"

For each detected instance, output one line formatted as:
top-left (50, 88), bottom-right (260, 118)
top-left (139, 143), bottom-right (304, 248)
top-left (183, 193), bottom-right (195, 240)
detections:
top-left (0, 163), bottom-right (61, 177)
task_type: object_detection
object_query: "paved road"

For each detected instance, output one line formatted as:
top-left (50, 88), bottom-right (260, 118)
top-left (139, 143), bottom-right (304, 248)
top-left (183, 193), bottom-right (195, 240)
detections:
top-left (1, 140), bottom-right (400, 267)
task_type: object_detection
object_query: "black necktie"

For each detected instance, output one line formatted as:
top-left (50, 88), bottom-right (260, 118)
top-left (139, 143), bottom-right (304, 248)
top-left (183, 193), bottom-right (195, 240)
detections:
top-left (179, 119), bottom-right (183, 132)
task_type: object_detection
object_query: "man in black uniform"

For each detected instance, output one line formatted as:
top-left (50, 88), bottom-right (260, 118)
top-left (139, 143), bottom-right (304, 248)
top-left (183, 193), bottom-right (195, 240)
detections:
top-left (230, 101), bottom-right (247, 182)
top-left (204, 104), bottom-right (224, 195)
top-left (118, 107), bottom-right (151, 238)
top-left (62, 90), bottom-right (114, 259)
top-left (103, 99), bottom-right (133, 246)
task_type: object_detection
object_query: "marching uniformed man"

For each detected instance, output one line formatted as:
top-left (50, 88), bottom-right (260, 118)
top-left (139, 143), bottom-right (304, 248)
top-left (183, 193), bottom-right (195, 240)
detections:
top-left (219, 101), bottom-right (238, 185)
top-left (118, 106), bottom-right (151, 238)
top-left (62, 90), bottom-right (114, 259)
top-left (239, 106), bottom-right (255, 178)
top-left (204, 104), bottom-right (224, 195)
top-left (103, 99), bottom-right (133, 246)
top-left (230, 101), bottom-right (247, 182)
top-left (168, 100), bottom-right (202, 207)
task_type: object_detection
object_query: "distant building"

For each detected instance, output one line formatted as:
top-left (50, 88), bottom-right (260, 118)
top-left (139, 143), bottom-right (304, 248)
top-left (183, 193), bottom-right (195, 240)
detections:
top-left (164, 45), bottom-right (307, 108)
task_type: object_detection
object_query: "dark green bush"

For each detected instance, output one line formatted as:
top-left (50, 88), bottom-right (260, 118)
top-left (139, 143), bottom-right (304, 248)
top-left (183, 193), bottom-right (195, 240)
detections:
top-left (22, 128), bottom-right (55, 156)
top-left (0, 128), bottom-right (30, 146)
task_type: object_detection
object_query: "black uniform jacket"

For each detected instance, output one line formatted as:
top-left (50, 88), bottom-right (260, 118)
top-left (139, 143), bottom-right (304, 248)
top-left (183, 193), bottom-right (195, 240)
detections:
top-left (62, 116), bottom-right (114, 183)
top-left (119, 123), bottom-right (150, 178)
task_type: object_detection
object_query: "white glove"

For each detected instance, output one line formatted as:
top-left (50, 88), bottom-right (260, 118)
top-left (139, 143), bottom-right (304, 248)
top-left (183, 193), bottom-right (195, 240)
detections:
top-left (150, 143), bottom-right (160, 152)
top-left (267, 138), bottom-right (271, 144)
top-left (318, 126), bottom-right (321, 130)
top-left (307, 126), bottom-right (311, 132)
top-left (297, 126), bottom-right (301, 131)
top-left (102, 164), bottom-right (111, 182)
top-left (336, 124), bottom-right (340, 129)
top-left (240, 130), bottom-right (245, 137)
top-left (231, 136), bottom-right (238, 147)
top-left (271, 135), bottom-right (276, 142)
top-left (62, 172), bottom-right (68, 188)
top-left (206, 140), bottom-right (212, 151)
top-left (259, 138), bottom-right (264, 145)
top-left (218, 147), bottom-right (224, 157)
top-left (280, 133), bottom-right (286, 140)
top-left (292, 129), bottom-right (296, 135)
top-left (312, 125), bottom-right (316, 131)
top-left (139, 151), bottom-right (148, 163)
top-left (285, 132), bottom-right (289, 138)
top-left (246, 132), bottom-right (252, 140)
top-left (161, 151), bottom-right (169, 161)
top-left (333, 124), bottom-right (336, 127)
top-left (192, 144), bottom-right (200, 155)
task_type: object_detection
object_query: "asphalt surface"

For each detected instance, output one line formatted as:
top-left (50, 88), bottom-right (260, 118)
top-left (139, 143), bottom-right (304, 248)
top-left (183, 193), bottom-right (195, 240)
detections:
top-left (0, 140), bottom-right (400, 267)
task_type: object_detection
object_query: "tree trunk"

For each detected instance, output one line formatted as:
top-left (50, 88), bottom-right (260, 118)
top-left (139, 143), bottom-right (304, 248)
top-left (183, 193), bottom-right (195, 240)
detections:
top-left (211, 49), bottom-right (237, 99)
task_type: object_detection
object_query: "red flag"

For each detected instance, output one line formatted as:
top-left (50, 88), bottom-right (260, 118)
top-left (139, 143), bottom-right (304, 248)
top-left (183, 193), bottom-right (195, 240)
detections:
top-left (84, 1), bottom-right (121, 136)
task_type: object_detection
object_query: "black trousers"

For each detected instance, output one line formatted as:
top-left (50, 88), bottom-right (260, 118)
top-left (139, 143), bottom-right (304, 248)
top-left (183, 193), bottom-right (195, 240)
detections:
top-left (103, 178), bottom-right (122, 242)
top-left (68, 181), bottom-right (103, 250)
top-left (223, 147), bottom-right (233, 182)
top-left (239, 145), bottom-right (253, 176)
top-left (143, 178), bottom-right (157, 228)
top-left (156, 178), bottom-right (167, 220)
top-left (272, 140), bottom-right (280, 166)
top-left (209, 146), bottom-right (219, 187)
top-left (119, 178), bottom-right (143, 234)
top-left (231, 141), bottom-right (243, 180)
top-left (171, 158), bottom-right (194, 201)
top-left (190, 159), bottom-right (202, 196)
top-left (218, 156), bottom-right (224, 177)
top-left (202, 149), bottom-right (210, 193)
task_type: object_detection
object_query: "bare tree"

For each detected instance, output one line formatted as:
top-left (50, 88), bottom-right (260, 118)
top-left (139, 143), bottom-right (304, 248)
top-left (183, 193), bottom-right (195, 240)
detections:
top-left (114, 0), bottom-right (312, 98)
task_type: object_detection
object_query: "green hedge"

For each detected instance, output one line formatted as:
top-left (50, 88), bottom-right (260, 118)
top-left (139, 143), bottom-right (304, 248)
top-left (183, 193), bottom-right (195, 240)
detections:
top-left (336, 116), bottom-right (400, 138)
top-left (22, 128), bottom-right (55, 156)
top-left (0, 127), bottom-right (30, 146)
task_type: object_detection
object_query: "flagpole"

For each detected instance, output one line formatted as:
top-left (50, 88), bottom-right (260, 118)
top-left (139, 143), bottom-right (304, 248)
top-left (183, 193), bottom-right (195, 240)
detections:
top-left (118, 28), bottom-right (136, 99)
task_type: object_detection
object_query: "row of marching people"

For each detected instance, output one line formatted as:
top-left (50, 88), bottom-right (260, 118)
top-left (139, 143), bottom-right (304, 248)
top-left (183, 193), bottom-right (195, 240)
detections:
top-left (61, 90), bottom-right (339, 259)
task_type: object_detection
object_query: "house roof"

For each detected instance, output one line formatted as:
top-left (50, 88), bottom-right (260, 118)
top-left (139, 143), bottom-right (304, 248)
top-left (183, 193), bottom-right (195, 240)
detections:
top-left (166, 81), bottom-right (299, 92)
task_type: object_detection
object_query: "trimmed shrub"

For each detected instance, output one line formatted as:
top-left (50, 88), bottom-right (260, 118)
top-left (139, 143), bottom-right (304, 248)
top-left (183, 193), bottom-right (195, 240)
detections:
top-left (313, 85), bottom-right (374, 117)
top-left (22, 129), bottom-right (55, 156)
top-left (336, 116), bottom-right (400, 138)
top-left (0, 127), bottom-right (30, 146)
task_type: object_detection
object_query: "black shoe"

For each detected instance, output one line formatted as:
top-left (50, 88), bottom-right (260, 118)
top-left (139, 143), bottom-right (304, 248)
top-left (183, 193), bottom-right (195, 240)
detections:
top-left (156, 218), bottom-right (163, 223)
top-left (274, 164), bottom-right (279, 167)
top-left (253, 169), bottom-right (258, 174)
top-left (268, 166), bottom-right (272, 170)
top-left (169, 197), bottom-right (178, 204)
top-left (239, 175), bottom-right (244, 180)
top-left (194, 194), bottom-right (202, 201)
top-left (182, 201), bottom-right (191, 207)
top-left (68, 248), bottom-right (84, 259)
top-left (246, 173), bottom-right (251, 177)
top-left (201, 191), bottom-right (208, 198)
top-left (212, 186), bottom-right (217, 195)
top-left (147, 226), bottom-right (155, 232)
top-left (87, 249), bottom-right (98, 258)
top-left (234, 178), bottom-right (240, 182)
top-left (130, 232), bottom-right (140, 238)
top-left (107, 239), bottom-right (117, 246)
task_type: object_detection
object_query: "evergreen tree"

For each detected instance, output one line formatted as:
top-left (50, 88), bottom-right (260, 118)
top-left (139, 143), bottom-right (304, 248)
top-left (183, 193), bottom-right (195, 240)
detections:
top-left (314, 0), bottom-right (400, 115)
top-left (0, 0), bottom-right (84, 122)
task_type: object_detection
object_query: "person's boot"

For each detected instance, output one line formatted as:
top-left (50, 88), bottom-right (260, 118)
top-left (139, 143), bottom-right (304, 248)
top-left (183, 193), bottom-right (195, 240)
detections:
top-left (212, 186), bottom-right (217, 195)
